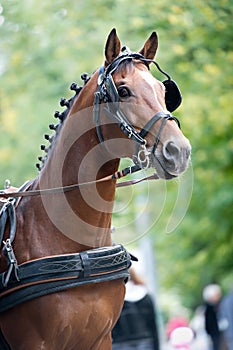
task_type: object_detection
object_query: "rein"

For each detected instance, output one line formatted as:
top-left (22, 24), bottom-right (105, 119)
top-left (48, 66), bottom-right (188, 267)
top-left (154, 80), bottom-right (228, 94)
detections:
top-left (0, 165), bottom-right (159, 199)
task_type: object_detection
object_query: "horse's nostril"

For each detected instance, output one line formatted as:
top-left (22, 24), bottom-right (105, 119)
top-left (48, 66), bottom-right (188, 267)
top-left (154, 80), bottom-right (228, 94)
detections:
top-left (164, 141), bottom-right (180, 160)
top-left (186, 147), bottom-right (191, 159)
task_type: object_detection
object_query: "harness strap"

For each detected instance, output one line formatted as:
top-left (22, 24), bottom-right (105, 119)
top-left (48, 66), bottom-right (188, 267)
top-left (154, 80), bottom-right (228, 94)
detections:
top-left (0, 202), bottom-right (19, 287)
top-left (93, 90), bottom-right (105, 144)
top-left (0, 207), bottom-right (7, 246)
top-left (0, 244), bottom-right (132, 313)
top-left (80, 251), bottom-right (90, 278)
top-left (2, 240), bottom-right (19, 288)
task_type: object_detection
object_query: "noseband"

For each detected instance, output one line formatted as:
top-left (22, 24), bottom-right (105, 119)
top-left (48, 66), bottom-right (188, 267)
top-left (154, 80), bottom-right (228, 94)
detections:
top-left (93, 51), bottom-right (181, 169)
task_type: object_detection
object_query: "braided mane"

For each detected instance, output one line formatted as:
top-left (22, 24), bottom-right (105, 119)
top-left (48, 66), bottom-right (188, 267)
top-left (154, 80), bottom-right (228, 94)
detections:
top-left (36, 73), bottom-right (91, 171)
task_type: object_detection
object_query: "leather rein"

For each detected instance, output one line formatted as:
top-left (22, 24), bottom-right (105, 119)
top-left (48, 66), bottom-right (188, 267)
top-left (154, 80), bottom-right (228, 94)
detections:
top-left (0, 166), bottom-right (159, 199)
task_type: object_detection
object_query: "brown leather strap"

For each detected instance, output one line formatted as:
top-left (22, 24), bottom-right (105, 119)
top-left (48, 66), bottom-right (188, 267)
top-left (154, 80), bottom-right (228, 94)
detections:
top-left (0, 173), bottom-right (159, 199)
top-left (116, 173), bottom-right (159, 187)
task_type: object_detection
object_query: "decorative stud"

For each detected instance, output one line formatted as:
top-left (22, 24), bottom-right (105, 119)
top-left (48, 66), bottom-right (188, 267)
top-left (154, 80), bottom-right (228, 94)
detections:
top-left (40, 145), bottom-right (49, 153)
top-left (49, 123), bottom-right (58, 130)
top-left (54, 110), bottom-right (61, 118)
top-left (60, 98), bottom-right (70, 108)
top-left (38, 156), bottom-right (43, 161)
top-left (70, 83), bottom-right (82, 95)
top-left (81, 73), bottom-right (88, 82)
top-left (44, 134), bottom-right (53, 143)
top-left (54, 110), bottom-right (64, 122)
top-left (36, 163), bottom-right (41, 170)
top-left (70, 82), bottom-right (78, 91)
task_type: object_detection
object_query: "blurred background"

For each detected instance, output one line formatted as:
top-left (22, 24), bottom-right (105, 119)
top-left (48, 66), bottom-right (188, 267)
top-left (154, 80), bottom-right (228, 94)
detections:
top-left (0, 0), bottom-right (232, 345)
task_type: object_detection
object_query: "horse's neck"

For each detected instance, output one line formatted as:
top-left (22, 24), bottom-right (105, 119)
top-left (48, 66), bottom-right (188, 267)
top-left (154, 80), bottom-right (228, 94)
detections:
top-left (16, 74), bottom-right (120, 261)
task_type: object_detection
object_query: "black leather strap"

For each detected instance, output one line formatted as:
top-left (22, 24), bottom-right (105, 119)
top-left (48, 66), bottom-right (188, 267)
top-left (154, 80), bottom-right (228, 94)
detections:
top-left (0, 244), bottom-right (132, 313)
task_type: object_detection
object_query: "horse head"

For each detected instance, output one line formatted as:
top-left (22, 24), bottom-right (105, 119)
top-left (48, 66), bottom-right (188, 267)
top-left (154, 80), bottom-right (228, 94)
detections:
top-left (95, 28), bottom-right (191, 180)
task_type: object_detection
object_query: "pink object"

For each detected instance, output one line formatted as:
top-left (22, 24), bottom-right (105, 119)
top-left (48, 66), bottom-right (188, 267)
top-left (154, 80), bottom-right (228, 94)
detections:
top-left (166, 317), bottom-right (189, 338)
top-left (170, 327), bottom-right (194, 349)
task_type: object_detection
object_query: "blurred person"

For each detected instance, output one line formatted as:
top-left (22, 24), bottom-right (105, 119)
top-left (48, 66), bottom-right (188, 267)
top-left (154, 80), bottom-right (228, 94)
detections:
top-left (112, 268), bottom-right (160, 350)
top-left (189, 305), bottom-right (211, 350)
top-left (203, 284), bottom-right (225, 350)
top-left (218, 287), bottom-right (233, 350)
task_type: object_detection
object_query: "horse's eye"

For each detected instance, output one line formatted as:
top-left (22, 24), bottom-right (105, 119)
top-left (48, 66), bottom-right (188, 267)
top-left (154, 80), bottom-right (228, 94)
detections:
top-left (118, 87), bottom-right (131, 98)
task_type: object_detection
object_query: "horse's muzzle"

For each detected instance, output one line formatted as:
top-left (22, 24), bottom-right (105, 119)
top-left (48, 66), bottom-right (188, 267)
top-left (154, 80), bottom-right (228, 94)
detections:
top-left (152, 138), bottom-right (191, 179)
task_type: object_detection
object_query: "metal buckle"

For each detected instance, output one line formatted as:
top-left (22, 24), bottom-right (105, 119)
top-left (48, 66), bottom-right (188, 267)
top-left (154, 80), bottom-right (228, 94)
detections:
top-left (133, 145), bottom-right (150, 169)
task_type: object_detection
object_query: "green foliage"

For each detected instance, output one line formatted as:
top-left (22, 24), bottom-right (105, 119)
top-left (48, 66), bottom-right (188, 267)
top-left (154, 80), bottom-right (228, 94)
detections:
top-left (0, 0), bottom-right (232, 310)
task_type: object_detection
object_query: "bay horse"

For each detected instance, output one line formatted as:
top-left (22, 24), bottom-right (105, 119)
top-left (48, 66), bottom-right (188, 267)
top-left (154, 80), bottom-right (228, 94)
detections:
top-left (0, 29), bottom-right (191, 349)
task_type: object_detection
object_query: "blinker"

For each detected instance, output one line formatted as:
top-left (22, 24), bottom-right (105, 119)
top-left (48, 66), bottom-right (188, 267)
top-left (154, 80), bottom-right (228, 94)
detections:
top-left (162, 79), bottom-right (182, 113)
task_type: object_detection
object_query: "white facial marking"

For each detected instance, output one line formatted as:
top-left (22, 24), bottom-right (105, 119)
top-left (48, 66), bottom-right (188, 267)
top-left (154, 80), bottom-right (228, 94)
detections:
top-left (138, 69), bottom-right (166, 108)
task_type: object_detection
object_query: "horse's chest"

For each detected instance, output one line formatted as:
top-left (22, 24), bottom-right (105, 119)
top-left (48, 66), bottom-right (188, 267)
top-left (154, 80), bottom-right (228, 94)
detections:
top-left (46, 283), bottom-right (125, 348)
top-left (1, 282), bottom-right (125, 349)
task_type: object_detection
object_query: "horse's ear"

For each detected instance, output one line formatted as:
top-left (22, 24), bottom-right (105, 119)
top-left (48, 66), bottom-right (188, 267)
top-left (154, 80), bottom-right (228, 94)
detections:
top-left (139, 32), bottom-right (158, 60)
top-left (104, 28), bottom-right (121, 67)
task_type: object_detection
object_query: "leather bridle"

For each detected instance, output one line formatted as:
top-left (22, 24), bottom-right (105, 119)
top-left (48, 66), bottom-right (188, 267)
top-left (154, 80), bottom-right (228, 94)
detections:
top-left (93, 51), bottom-right (181, 169)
